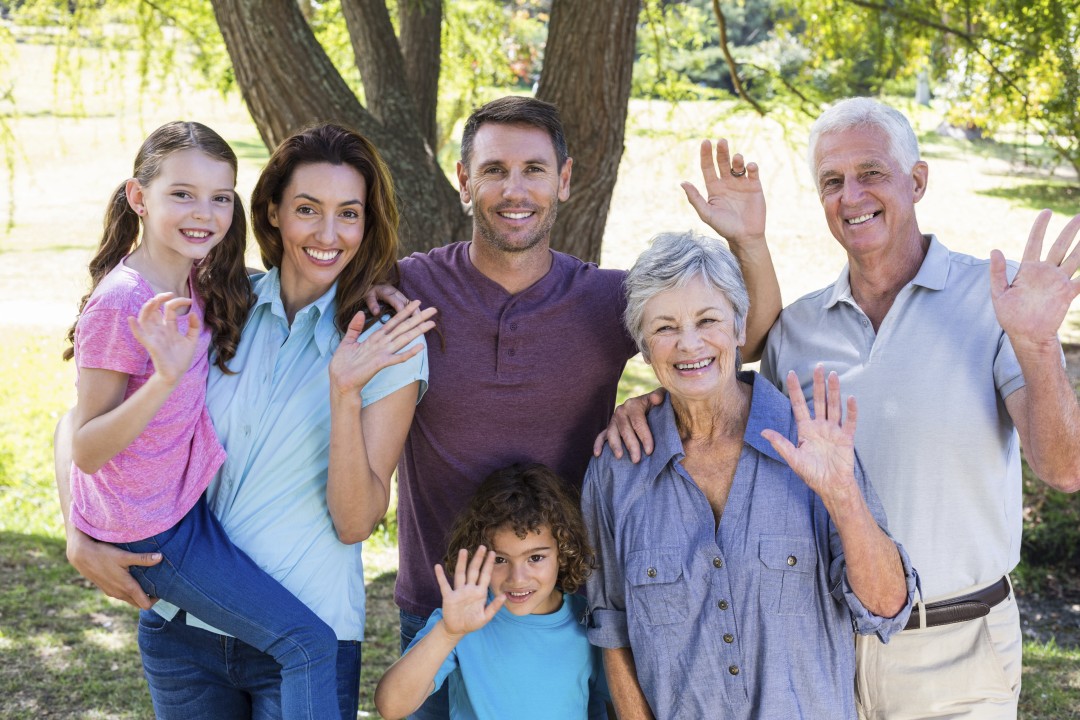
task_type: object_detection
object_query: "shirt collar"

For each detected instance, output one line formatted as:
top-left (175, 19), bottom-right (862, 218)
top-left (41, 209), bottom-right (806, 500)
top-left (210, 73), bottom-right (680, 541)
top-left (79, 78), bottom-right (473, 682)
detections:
top-left (645, 371), bottom-right (790, 477)
top-left (824, 233), bottom-right (946, 309)
top-left (251, 268), bottom-right (341, 356)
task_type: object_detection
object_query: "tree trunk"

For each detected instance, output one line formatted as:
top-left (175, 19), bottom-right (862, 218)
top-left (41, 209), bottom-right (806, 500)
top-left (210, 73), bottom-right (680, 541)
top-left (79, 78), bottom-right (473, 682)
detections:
top-left (209, 0), bottom-right (468, 255)
top-left (538, 0), bottom-right (641, 264)
top-left (399, 0), bottom-right (442, 152)
top-left (210, 0), bottom-right (637, 261)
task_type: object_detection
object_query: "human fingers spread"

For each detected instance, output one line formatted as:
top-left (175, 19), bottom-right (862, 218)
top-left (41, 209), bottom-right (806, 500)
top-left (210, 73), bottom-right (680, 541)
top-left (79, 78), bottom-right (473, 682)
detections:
top-left (137, 292), bottom-right (172, 327)
top-left (1023, 209), bottom-right (1053, 263)
top-left (372, 284), bottom-right (410, 312)
top-left (730, 153), bottom-right (747, 177)
top-left (453, 548), bottom-right (469, 589)
top-left (435, 563), bottom-right (453, 597)
top-left (699, 139), bottom-right (720, 184)
top-left (484, 593), bottom-right (506, 621)
top-left (477, 547), bottom-right (497, 588)
top-left (989, 249), bottom-right (1009, 299)
top-left (784, 370), bottom-right (811, 424)
top-left (845, 395), bottom-right (858, 435)
top-left (712, 138), bottom-right (732, 175)
top-left (826, 371), bottom-right (841, 423)
top-left (1051, 213), bottom-right (1080, 274)
top-left (383, 306), bottom-right (438, 346)
top-left (680, 181), bottom-right (709, 219)
top-left (465, 545), bottom-right (487, 586)
top-left (810, 364), bottom-right (826, 420)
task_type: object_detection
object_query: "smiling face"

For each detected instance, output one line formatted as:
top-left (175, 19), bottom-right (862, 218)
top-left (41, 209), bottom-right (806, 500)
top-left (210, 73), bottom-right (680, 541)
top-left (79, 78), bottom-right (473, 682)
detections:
top-left (641, 275), bottom-right (746, 403)
top-left (456, 123), bottom-right (571, 255)
top-left (488, 523), bottom-right (563, 616)
top-left (269, 162), bottom-right (367, 312)
top-left (127, 148), bottom-right (236, 270)
top-left (813, 126), bottom-right (928, 263)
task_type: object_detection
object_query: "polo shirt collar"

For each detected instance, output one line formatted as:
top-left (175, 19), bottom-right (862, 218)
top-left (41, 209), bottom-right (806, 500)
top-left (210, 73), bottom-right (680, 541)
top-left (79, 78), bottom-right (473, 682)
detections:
top-left (824, 233), bottom-right (947, 309)
top-left (646, 371), bottom-right (789, 476)
top-left (251, 268), bottom-right (341, 356)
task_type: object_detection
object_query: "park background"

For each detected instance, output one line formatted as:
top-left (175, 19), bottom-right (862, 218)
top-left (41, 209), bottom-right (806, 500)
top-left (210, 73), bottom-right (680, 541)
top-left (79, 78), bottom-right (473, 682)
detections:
top-left (1, 1), bottom-right (1078, 717)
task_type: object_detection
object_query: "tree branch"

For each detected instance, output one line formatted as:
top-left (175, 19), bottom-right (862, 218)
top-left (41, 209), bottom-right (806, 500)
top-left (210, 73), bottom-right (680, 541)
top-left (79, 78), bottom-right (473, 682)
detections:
top-left (711, 0), bottom-right (766, 117)
top-left (339, 0), bottom-right (423, 141)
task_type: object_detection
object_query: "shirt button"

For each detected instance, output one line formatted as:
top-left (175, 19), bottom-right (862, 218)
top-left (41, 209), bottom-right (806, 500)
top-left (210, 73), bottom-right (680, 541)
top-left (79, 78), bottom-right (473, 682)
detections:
top-left (729, 665), bottom-right (740, 676)
top-left (718, 599), bottom-right (729, 610)
top-left (510, 322), bottom-right (518, 330)
top-left (646, 567), bottom-right (657, 578)
top-left (713, 557), bottom-right (723, 569)
top-left (787, 555), bottom-right (798, 567)
top-left (508, 348), bottom-right (516, 357)
top-left (723, 633), bottom-right (734, 644)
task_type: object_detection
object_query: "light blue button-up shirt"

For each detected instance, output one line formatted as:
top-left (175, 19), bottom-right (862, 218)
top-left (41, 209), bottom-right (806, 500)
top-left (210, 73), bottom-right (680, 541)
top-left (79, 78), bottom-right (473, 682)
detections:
top-left (155, 268), bottom-right (427, 640)
top-left (584, 371), bottom-right (915, 719)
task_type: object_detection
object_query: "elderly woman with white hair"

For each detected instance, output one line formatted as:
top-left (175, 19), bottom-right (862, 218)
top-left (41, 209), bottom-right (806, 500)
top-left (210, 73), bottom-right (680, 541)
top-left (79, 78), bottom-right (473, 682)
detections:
top-left (582, 231), bottom-right (917, 719)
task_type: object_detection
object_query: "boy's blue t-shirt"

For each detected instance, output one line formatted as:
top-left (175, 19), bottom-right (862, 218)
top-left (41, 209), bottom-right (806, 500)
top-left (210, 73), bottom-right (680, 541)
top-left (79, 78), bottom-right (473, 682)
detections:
top-left (408, 593), bottom-right (604, 719)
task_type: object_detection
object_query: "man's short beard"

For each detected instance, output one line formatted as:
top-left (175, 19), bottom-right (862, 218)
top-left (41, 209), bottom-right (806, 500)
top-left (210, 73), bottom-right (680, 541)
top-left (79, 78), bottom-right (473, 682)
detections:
top-left (474, 201), bottom-right (559, 254)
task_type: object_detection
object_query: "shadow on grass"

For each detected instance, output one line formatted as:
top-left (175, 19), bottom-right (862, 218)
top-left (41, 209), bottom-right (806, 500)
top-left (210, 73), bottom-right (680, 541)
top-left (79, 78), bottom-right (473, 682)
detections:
top-left (0, 531), bottom-right (150, 719)
top-left (360, 569), bottom-right (399, 714)
top-left (1020, 640), bottom-right (1080, 719)
top-left (978, 184), bottom-right (1080, 216)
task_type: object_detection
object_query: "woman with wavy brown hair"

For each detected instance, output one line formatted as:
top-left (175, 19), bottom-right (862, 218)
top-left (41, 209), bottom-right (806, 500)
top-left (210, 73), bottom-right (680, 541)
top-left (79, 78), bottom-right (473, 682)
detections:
top-left (58, 123), bottom-right (436, 719)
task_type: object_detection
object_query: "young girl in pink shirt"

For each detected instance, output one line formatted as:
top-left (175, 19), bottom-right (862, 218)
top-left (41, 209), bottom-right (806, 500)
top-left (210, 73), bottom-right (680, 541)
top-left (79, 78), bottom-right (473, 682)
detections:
top-left (64, 122), bottom-right (339, 718)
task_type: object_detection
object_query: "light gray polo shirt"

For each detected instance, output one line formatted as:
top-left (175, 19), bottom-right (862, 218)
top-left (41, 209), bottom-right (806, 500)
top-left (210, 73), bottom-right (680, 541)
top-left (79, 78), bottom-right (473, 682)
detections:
top-left (762, 235), bottom-right (1026, 601)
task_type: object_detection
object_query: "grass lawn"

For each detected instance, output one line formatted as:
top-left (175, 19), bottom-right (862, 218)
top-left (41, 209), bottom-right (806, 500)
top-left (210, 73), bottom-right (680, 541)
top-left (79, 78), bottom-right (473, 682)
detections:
top-left (2, 39), bottom-right (1080, 719)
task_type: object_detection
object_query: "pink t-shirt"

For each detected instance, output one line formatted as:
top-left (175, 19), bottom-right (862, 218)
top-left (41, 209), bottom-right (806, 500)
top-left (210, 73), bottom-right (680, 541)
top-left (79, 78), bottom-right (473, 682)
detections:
top-left (69, 261), bottom-right (226, 543)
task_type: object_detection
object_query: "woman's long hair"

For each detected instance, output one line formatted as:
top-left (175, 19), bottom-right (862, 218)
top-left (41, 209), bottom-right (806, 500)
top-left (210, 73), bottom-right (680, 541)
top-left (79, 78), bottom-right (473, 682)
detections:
top-left (63, 121), bottom-right (253, 373)
top-left (249, 123), bottom-right (400, 334)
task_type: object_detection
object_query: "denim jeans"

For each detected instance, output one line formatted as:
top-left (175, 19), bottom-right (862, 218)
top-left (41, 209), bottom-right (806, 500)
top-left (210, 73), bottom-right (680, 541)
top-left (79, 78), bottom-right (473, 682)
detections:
top-left (138, 609), bottom-right (361, 720)
top-left (118, 495), bottom-right (339, 718)
top-left (399, 609), bottom-right (450, 720)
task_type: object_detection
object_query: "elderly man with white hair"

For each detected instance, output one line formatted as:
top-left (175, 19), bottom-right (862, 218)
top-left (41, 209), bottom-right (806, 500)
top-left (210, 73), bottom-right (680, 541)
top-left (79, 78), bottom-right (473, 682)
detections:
top-left (601, 98), bottom-right (1080, 719)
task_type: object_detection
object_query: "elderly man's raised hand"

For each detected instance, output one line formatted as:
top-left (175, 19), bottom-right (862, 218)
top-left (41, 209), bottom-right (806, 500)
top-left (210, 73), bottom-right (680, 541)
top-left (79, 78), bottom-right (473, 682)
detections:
top-left (762, 366), bottom-right (858, 500)
top-left (991, 210), bottom-right (1080, 352)
top-left (681, 138), bottom-right (766, 246)
top-left (435, 547), bottom-right (505, 638)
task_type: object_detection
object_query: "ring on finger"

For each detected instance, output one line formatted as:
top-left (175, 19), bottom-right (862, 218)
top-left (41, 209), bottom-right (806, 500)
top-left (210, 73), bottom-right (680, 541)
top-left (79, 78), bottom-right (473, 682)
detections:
top-left (730, 168), bottom-right (747, 178)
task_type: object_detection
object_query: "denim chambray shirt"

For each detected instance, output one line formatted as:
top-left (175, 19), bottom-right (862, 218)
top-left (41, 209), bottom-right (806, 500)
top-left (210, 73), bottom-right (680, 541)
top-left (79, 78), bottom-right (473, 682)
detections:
top-left (583, 371), bottom-right (916, 720)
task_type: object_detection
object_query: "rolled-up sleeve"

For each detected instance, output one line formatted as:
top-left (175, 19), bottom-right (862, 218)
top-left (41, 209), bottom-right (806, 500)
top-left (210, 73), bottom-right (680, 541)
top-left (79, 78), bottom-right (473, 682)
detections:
top-left (582, 455), bottom-right (630, 649)
top-left (828, 453), bottom-right (919, 643)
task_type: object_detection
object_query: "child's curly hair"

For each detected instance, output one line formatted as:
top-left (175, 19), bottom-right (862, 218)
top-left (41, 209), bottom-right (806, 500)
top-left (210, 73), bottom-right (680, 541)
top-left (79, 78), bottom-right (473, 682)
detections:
top-left (445, 463), bottom-right (596, 595)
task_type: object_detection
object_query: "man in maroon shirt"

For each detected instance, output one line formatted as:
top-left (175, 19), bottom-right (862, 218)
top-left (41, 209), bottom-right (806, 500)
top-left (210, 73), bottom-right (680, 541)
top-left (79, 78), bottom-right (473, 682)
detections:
top-left (387, 96), bottom-right (780, 719)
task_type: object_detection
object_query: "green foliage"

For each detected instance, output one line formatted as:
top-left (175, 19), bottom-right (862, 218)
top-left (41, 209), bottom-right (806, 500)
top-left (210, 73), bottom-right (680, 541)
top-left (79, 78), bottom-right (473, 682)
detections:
top-left (1021, 457), bottom-right (1080, 571)
top-left (437, 0), bottom-right (547, 152)
top-left (632, 0), bottom-right (781, 102)
top-left (767, 0), bottom-right (1080, 176)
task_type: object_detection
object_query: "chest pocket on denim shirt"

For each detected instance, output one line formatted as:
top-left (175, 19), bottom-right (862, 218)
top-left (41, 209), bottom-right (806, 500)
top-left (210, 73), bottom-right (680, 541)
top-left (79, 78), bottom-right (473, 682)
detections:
top-left (759, 535), bottom-right (817, 616)
top-left (626, 548), bottom-right (687, 626)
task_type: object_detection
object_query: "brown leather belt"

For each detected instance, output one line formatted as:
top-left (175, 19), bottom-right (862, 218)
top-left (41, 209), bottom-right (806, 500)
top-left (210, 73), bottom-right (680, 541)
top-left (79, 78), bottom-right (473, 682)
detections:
top-left (903, 576), bottom-right (1011, 631)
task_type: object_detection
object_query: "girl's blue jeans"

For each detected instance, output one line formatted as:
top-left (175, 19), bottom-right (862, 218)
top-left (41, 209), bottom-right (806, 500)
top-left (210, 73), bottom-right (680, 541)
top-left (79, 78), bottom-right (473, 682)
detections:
top-left (117, 495), bottom-right (339, 719)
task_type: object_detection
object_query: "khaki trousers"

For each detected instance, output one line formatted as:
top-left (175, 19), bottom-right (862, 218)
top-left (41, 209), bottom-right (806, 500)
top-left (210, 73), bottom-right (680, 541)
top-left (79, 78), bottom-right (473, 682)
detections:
top-left (856, 581), bottom-right (1022, 720)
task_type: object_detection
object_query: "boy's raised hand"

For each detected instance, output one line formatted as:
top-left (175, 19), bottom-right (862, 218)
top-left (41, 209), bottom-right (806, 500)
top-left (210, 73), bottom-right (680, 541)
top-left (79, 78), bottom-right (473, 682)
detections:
top-left (436, 546), bottom-right (506, 638)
